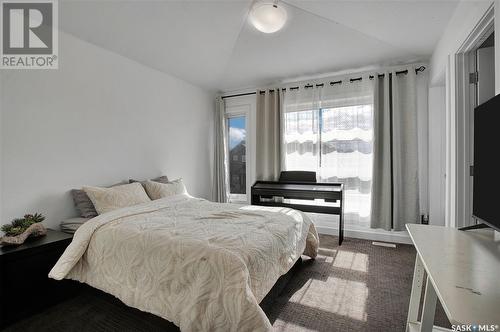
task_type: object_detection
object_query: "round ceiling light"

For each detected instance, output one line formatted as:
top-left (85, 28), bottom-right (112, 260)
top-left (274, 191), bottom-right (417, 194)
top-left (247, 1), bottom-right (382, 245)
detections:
top-left (249, 1), bottom-right (287, 34)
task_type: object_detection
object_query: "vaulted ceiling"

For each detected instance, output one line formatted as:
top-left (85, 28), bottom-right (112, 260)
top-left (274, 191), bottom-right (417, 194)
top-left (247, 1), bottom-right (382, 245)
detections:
top-left (59, 0), bottom-right (459, 92)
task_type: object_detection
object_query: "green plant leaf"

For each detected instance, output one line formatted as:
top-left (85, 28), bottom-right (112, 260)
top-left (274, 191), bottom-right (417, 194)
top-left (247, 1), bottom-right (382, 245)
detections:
top-left (1, 212), bottom-right (45, 236)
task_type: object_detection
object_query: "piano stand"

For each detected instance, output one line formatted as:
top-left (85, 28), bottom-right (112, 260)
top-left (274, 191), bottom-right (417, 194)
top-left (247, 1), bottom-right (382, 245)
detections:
top-left (251, 181), bottom-right (345, 245)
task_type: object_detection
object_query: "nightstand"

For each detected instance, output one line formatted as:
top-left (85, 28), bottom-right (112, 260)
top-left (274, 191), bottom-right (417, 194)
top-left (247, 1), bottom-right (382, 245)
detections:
top-left (0, 229), bottom-right (80, 328)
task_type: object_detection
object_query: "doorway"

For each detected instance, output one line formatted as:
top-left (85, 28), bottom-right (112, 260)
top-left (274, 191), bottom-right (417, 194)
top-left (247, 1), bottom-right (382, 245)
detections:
top-left (451, 5), bottom-right (494, 228)
top-left (475, 32), bottom-right (495, 106)
top-left (468, 32), bottom-right (495, 227)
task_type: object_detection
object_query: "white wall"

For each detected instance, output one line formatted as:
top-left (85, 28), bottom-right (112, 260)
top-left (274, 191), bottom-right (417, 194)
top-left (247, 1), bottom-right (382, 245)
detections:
top-left (0, 31), bottom-right (214, 229)
top-left (428, 1), bottom-right (493, 228)
top-left (0, 73), bottom-right (3, 223)
top-left (430, 1), bottom-right (493, 85)
top-left (428, 86), bottom-right (446, 226)
top-left (417, 70), bottom-right (430, 217)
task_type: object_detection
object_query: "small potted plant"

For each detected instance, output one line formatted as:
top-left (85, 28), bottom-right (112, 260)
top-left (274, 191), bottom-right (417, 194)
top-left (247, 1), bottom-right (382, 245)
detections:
top-left (0, 213), bottom-right (47, 246)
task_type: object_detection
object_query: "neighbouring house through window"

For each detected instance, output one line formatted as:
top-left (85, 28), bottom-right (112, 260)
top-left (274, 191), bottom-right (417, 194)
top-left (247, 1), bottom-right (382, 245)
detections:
top-left (227, 116), bottom-right (247, 198)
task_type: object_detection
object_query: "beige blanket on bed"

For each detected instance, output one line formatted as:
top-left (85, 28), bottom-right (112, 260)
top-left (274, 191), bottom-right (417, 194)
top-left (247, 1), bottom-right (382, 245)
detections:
top-left (49, 195), bottom-right (319, 332)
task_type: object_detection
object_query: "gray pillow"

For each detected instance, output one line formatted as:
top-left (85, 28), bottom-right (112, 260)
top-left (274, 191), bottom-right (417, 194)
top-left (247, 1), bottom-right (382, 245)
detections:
top-left (129, 175), bottom-right (169, 185)
top-left (71, 189), bottom-right (98, 218)
top-left (71, 181), bottom-right (127, 218)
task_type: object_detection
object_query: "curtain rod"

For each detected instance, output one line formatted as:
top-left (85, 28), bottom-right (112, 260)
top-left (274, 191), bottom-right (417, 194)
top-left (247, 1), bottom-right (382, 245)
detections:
top-left (221, 66), bottom-right (425, 99)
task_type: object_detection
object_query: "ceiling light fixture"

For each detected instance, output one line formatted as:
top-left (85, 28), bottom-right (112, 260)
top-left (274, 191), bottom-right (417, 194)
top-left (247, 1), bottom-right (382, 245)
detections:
top-left (249, 0), bottom-right (287, 34)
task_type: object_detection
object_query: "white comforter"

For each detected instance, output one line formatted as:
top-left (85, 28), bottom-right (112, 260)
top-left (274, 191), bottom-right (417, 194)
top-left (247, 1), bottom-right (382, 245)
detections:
top-left (49, 195), bottom-right (319, 332)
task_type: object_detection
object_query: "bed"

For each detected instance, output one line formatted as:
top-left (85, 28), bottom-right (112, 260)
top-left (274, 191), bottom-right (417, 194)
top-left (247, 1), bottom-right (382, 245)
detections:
top-left (50, 193), bottom-right (319, 332)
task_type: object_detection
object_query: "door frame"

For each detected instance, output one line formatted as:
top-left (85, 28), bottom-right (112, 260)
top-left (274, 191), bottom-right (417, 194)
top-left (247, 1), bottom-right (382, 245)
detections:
top-left (448, 4), bottom-right (494, 228)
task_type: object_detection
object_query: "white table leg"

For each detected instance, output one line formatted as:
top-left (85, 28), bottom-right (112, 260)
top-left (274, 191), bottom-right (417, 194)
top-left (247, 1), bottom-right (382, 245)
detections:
top-left (406, 253), bottom-right (425, 331)
top-left (420, 275), bottom-right (438, 332)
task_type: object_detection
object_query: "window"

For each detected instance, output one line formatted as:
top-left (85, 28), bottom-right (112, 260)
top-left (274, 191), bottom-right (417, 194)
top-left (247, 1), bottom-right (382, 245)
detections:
top-left (223, 96), bottom-right (255, 204)
top-left (284, 103), bottom-right (373, 226)
top-left (227, 116), bottom-right (247, 196)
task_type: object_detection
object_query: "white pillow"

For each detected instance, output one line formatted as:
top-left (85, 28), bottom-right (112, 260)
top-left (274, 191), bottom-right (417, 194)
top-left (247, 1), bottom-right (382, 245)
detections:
top-left (143, 178), bottom-right (187, 200)
top-left (83, 182), bottom-right (151, 215)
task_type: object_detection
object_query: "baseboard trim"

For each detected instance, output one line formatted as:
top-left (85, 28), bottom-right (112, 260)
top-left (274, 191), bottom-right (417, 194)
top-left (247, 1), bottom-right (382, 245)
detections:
top-left (316, 225), bottom-right (412, 245)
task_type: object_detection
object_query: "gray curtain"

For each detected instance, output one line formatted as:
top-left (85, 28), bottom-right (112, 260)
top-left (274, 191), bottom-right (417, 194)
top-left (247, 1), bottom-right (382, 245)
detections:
top-left (371, 69), bottom-right (420, 231)
top-left (213, 97), bottom-right (228, 202)
top-left (392, 70), bottom-right (419, 231)
top-left (256, 89), bottom-right (283, 181)
top-left (371, 73), bottom-right (392, 230)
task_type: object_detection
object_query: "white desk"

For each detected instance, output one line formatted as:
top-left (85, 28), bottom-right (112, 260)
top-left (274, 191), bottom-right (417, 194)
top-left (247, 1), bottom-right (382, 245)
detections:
top-left (406, 224), bottom-right (500, 332)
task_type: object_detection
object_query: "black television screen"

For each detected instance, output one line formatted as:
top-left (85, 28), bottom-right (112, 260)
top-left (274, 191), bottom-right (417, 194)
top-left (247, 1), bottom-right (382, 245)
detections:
top-left (473, 94), bottom-right (500, 231)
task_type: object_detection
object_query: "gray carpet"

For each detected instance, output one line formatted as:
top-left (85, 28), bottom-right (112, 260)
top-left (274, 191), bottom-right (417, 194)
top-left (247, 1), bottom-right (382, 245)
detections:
top-left (267, 235), bottom-right (450, 331)
top-left (3, 234), bottom-right (450, 332)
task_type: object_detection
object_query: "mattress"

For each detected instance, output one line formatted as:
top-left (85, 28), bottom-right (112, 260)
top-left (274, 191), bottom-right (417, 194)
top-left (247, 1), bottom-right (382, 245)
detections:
top-left (50, 194), bottom-right (319, 331)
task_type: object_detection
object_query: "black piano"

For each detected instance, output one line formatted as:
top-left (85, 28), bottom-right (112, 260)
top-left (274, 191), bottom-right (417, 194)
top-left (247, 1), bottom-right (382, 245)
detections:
top-left (251, 171), bottom-right (344, 245)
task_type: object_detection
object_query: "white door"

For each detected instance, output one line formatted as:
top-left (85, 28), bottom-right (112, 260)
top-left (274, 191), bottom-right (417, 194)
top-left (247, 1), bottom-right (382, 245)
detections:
top-left (476, 46), bottom-right (495, 105)
top-left (468, 46), bottom-right (495, 226)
